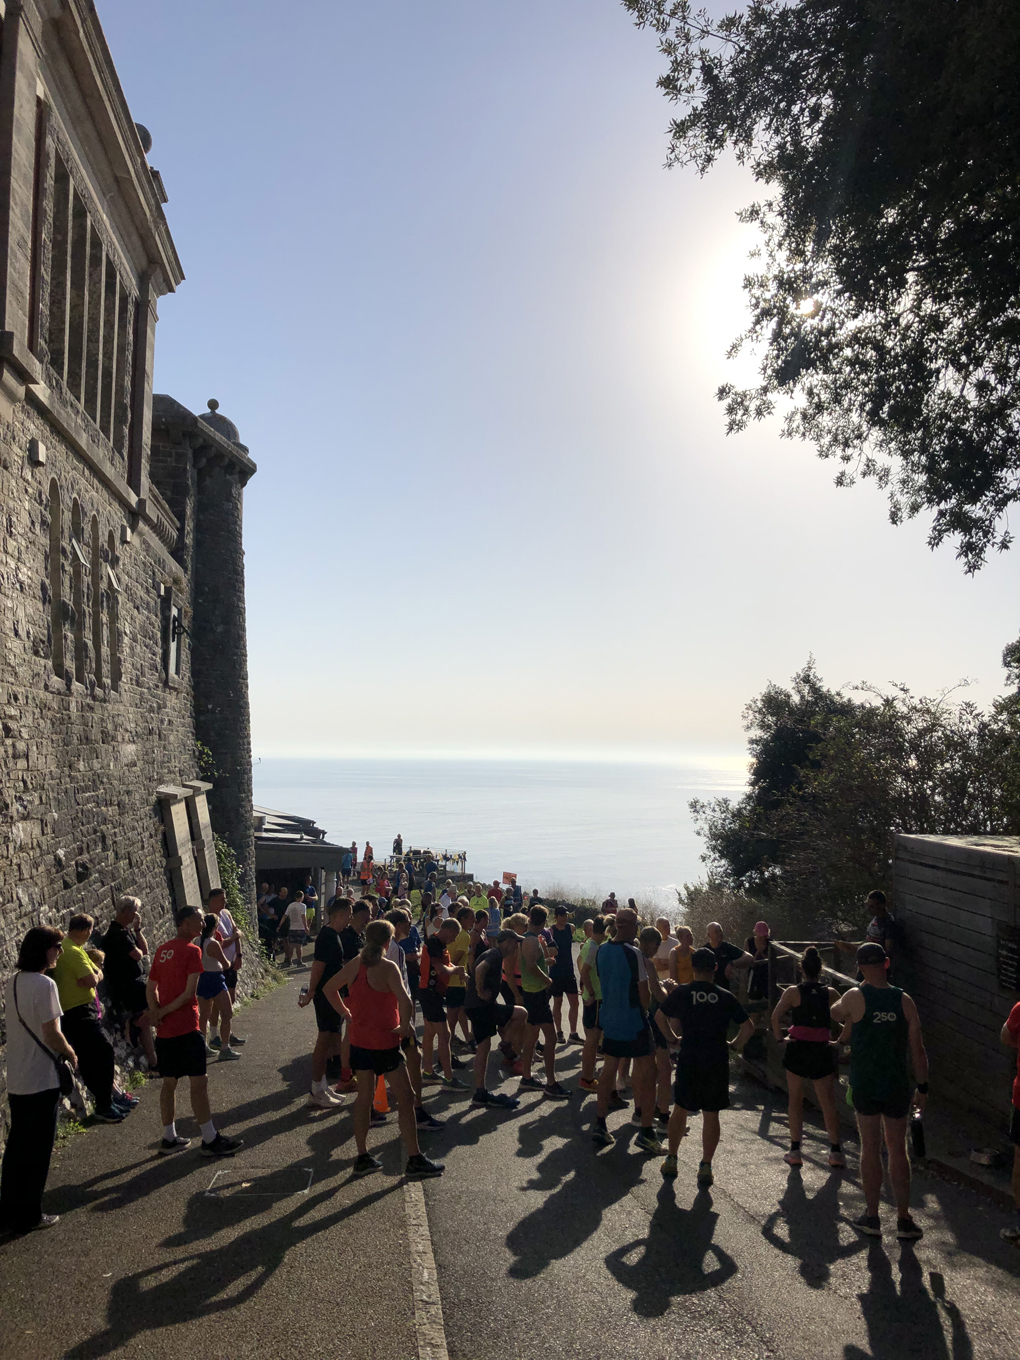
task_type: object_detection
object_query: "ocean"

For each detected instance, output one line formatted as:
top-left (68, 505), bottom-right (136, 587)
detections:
top-left (252, 756), bottom-right (747, 918)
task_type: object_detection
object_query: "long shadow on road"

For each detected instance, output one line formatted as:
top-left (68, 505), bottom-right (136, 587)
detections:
top-left (844, 1241), bottom-right (973, 1360)
top-left (761, 1166), bottom-right (865, 1288)
top-left (61, 1180), bottom-right (401, 1360)
top-left (605, 1182), bottom-right (737, 1316)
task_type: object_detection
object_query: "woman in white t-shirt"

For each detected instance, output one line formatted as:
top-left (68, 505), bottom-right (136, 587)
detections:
top-left (0, 926), bottom-right (78, 1234)
top-left (281, 891), bottom-right (309, 967)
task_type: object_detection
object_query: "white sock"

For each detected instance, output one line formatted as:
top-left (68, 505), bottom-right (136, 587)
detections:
top-left (312, 1077), bottom-right (327, 1094)
top-left (163, 1122), bottom-right (177, 1141)
top-left (200, 1120), bottom-right (217, 1143)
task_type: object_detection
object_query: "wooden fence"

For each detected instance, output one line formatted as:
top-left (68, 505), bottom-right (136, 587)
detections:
top-left (893, 833), bottom-right (1020, 1131)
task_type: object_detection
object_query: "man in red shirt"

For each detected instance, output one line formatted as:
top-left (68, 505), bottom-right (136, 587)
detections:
top-left (146, 907), bottom-right (242, 1158)
top-left (1002, 1001), bottom-right (1020, 1244)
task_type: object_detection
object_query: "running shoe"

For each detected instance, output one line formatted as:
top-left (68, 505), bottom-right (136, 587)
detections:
top-left (32, 1214), bottom-right (60, 1230)
top-left (784, 1148), bottom-right (803, 1167)
top-left (200, 1133), bottom-right (244, 1158)
top-left (421, 1070), bottom-right (442, 1085)
top-left (1000, 1223), bottom-right (1020, 1244)
top-left (229, 1034), bottom-right (247, 1047)
top-left (405, 1154), bottom-right (445, 1178)
top-left (209, 1035), bottom-right (222, 1050)
top-left (543, 1082), bottom-right (570, 1100)
top-left (217, 1047), bottom-right (242, 1062)
top-left (158, 1135), bottom-right (192, 1155)
top-left (535, 1042), bottom-right (544, 1056)
top-left (499, 1046), bottom-right (518, 1068)
top-left (592, 1124), bottom-right (615, 1148)
top-left (370, 1108), bottom-right (387, 1125)
top-left (449, 1055), bottom-right (468, 1070)
top-left (850, 1214), bottom-right (882, 1237)
top-left (556, 1030), bottom-right (566, 1044)
top-left (896, 1217), bottom-right (924, 1241)
top-left (630, 1111), bottom-right (644, 1126)
top-left (661, 1154), bottom-right (678, 1178)
top-left (696, 1160), bottom-right (714, 1188)
top-left (510, 1060), bottom-right (524, 1076)
top-left (307, 1088), bottom-right (343, 1109)
top-left (93, 1107), bottom-right (126, 1124)
top-left (568, 1032), bottom-right (584, 1045)
top-left (113, 1093), bottom-right (139, 1110)
top-left (578, 1077), bottom-right (599, 1094)
top-left (518, 1075), bottom-right (543, 1090)
top-left (607, 1090), bottom-right (629, 1112)
top-left (440, 1075), bottom-right (467, 1090)
top-left (654, 1109), bottom-right (670, 1127)
top-left (416, 1110), bottom-right (446, 1130)
top-left (353, 1152), bottom-right (382, 1175)
top-left (635, 1130), bottom-right (664, 1155)
top-left (828, 1147), bottom-right (846, 1169)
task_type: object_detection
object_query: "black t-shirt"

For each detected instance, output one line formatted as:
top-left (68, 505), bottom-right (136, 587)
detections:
top-left (313, 926), bottom-right (345, 996)
top-left (339, 925), bottom-right (364, 965)
top-left (744, 935), bottom-right (770, 1000)
top-left (466, 948), bottom-right (502, 1009)
top-left (101, 920), bottom-right (141, 993)
top-left (660, 981), bottom-right (748, 1064)
top-left (705, 940), bottom-right (744, 988)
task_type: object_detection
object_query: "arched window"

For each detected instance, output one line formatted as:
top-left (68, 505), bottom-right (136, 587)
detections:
top-left (48, 479), bottom-right (63, 676)
top-left (70, 498), bottom-right (85, 683)
top-left (107, 529), bottom-right (121, 691)
top-left (91, 515), bottom-right (103, 687)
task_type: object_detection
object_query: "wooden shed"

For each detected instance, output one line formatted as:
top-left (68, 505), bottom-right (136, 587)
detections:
top-left (893, 833), bottom-right (1020, 1130)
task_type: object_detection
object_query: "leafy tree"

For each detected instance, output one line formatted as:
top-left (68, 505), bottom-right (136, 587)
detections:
top-left (624, 0), bottom-right (1020, 570)
top-left (691, 657), bottom-right (1019, 933)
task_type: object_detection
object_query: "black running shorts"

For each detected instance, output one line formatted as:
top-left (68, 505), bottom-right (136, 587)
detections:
top-left (445, 986), bottom-right (467, 1008)
top-left (468, 1000), bottom-right (514, 1043)
top-left (550, 974), bottom-right (578, 997)
top-left (782, 1039), bottom-right (836, 1082)
top-left (419, 991), bottom-right (448, 1025)
top-left (155, 1030), bottom-right (207, 1080)
top-left (350, 1044), bottom-right (404, 1077)
top-left (674, 1057), bottom-right (730, 1113)
top-left (600, 1025), bottom-right (652, 1059)
top-left (524, 990), bottom-right (553, 1026)
top-left (582, 1000), bottom-right (600, 1031)
top-left (852, 1088), bottom-right (913, 1120)
top-left (313, 990), bottom-right (343, 1035)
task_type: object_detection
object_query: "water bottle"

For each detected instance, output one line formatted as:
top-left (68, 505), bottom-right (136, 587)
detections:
top-left (299, 985), bottom-right (308, 1006)
top-left (910, 1111), bottom-right (926, 1159)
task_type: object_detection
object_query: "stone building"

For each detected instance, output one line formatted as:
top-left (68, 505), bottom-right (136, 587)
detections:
top-left (0, 0), bottom-right (257, 1085)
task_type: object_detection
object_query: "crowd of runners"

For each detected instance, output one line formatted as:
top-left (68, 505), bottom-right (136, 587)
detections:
top-left (3, 876), bottom-right (1019, 1250)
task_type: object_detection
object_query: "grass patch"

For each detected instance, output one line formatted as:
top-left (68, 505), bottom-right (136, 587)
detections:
top-left (55, 1114), bottom-right (88, 1146)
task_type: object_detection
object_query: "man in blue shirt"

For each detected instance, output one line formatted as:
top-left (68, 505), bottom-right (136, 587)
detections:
top-left (592, 908), bottom-right (661, 1155)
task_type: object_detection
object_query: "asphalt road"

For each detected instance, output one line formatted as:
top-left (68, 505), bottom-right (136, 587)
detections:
top-left (3, 968), bottom-right (1020, 1360)
top-left (425, 1038), bottom-right (1020, 1360)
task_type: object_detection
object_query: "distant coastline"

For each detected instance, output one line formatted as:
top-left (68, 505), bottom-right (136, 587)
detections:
top-left (252, 754), bottom-right (747, 922)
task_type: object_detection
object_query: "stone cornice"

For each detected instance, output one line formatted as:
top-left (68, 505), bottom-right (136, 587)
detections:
top-left (152, 393), bottom-right (257, 485)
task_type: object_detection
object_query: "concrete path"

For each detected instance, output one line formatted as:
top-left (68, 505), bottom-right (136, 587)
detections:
top-left (3, 969), bottom-right (1020, 1360)
top-left (0, 970), bottom-right (419, 1360)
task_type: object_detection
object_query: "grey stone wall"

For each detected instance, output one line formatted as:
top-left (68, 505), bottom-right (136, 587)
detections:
top-left (191, 457), bottom-right (256, 910)
top-left (0, 397), bottom-right (199, 1110)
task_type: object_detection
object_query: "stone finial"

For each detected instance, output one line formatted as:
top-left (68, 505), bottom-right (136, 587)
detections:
top-left (207, 399), bottom-right (219, 412)
top-left (134, 123), bottom-right (153, 155)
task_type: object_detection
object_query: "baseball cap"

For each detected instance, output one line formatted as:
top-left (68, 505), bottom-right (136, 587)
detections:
top-left (856, 942), bottom-right (888, 966)
top-left (692, 947), bottom-right (717, 971)
top-left (496, 929), bottom-right (525, 946)
top-left (554, 905), bottom-right (569, 917)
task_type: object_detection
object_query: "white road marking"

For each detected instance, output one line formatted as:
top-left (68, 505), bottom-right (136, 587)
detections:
top-left (403, 1179), bottom-right (450, 1360)
top-left (204, 1167), bottom-right (314, 1196)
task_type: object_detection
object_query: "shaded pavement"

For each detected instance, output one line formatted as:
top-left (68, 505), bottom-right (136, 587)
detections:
top-left (3, 969), bottom-right (1020, 1360)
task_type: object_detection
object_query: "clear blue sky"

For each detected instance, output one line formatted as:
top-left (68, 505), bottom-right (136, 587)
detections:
top-left (99, 1), bottom-right (1019, 760)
